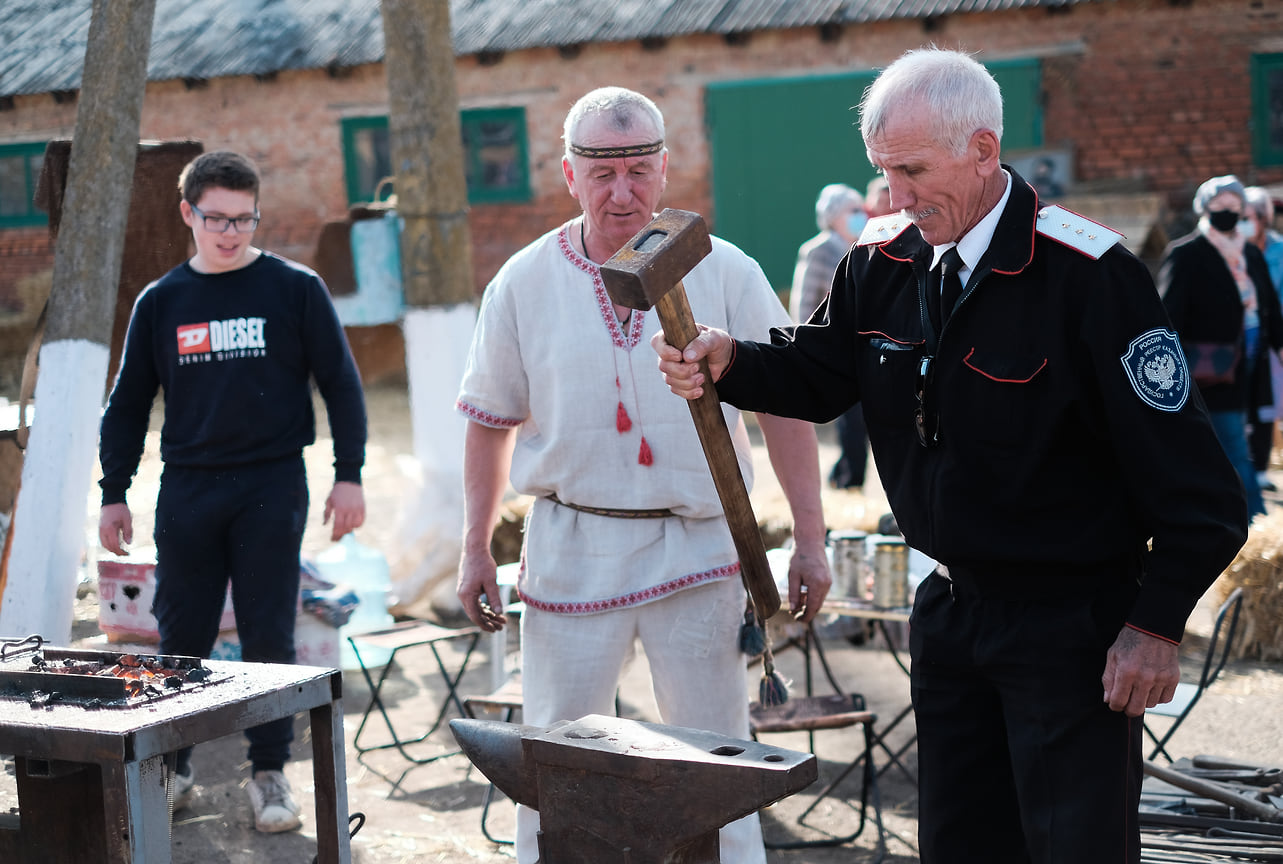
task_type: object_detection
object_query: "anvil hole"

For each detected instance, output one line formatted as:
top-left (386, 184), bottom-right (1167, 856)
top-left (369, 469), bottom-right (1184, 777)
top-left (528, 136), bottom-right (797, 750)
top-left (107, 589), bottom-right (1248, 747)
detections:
top-left (710, 745), bottom-right (744, 756)
top-left (763, 755), bottom-right (785, 762)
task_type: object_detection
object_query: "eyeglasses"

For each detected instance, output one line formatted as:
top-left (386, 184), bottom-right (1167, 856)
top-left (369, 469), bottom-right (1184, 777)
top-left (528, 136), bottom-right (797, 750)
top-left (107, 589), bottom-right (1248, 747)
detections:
top-left (189, 202), bottom-right (260, 234)
top-left (915, 354), bottom-right (939, 448)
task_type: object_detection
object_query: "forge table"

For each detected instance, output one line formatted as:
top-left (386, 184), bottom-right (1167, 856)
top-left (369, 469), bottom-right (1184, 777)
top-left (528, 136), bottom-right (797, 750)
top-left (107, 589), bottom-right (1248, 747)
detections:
top-left (0, 659), bottom-right (350, 864)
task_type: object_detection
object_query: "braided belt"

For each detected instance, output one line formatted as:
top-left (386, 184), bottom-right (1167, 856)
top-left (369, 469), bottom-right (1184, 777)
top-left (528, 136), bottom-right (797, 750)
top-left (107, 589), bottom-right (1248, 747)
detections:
top-left (545, 492), bottom-right (674, 519)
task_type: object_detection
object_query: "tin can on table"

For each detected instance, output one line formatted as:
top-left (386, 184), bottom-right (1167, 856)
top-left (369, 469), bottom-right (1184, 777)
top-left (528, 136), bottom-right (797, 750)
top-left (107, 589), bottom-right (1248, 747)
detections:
top-left (872, 538), bottom-right (909, 608)
top-left (828, 530), bottom-right (867, 598)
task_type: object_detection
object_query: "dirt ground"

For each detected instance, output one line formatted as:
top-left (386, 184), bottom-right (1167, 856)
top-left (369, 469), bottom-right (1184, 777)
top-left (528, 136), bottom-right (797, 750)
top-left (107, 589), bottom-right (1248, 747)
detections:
top-left (5, 381), bottom-right (1283, 863)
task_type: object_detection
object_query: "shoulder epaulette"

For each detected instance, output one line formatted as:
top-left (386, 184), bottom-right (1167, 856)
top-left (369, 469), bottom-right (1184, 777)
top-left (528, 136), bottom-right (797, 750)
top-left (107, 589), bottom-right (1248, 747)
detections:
top-left (1035, 204), bottom-right (1124, 260)
top-left (857, 213), bottom-right (913, 247)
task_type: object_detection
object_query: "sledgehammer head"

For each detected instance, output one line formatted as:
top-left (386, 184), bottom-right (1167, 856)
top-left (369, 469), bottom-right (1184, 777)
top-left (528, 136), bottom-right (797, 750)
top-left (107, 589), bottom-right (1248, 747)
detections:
top-left (600, 208), bottom-right (712, 310)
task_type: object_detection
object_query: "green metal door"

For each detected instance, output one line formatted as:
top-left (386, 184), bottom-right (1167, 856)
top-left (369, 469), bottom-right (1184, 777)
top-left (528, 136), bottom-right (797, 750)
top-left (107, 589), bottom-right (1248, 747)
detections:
top-left (706, 59), bottom-right (1043, 294)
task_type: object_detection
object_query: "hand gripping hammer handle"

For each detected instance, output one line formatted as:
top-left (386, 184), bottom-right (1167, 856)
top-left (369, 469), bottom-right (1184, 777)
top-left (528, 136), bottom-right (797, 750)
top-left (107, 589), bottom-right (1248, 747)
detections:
top-left (600, 209), bottom-right (781, 621)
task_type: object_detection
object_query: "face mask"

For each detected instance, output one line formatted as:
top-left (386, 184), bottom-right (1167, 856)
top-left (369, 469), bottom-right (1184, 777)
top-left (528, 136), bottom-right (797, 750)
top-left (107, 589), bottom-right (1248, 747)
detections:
top-left (1238, 219), bottom-right (1255, 239)
top-left (846, 211), bottom-right (868, 237)
top-left (1207, 209), bottom-right (1240, 233)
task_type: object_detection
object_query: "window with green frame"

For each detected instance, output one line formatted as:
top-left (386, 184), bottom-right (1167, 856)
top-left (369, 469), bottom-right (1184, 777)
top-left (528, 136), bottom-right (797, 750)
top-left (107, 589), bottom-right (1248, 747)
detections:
top-left (1251, 53), bottom-right (1283, 167)
top-left (341, 106), bottom-right (530, 205)
top-left (0, 141), bottom-right (48, 229)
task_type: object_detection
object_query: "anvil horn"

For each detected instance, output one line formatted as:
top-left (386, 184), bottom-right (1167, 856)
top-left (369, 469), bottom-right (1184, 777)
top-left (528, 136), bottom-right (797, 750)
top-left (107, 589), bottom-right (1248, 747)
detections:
top-left (449, 718), bottom-right (541, 807)
top-left (453, 713), bottom-right (819, 864)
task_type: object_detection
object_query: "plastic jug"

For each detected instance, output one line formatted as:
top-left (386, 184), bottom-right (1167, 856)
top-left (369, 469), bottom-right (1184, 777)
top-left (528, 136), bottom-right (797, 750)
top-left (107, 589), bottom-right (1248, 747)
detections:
top-left (313, 533), bottom-right (395, 671)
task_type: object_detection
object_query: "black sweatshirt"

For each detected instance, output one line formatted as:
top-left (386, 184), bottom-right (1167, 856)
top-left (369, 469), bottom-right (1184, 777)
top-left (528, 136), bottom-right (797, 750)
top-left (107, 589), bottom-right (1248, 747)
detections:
top-left (99, 251), bottom-right (367, 505)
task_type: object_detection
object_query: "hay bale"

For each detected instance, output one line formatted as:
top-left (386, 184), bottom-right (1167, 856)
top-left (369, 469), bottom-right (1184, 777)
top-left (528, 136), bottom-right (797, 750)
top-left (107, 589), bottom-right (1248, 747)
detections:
top-left (491, 496), bottom-right (532, 565)
top-left (1217, 509), bottom-right (1283, 660)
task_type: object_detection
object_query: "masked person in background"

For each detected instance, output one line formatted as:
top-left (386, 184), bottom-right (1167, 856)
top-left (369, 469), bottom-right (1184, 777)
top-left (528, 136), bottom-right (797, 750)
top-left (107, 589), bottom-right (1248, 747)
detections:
top-left (1159, 175), bottom-right (1283, 518)
top-left (791, 183), bottom-right (870, 490)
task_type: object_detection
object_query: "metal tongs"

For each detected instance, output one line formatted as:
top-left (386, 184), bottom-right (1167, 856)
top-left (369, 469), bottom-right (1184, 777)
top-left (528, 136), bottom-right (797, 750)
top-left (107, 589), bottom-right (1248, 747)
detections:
top-left (0, 634), bottom-right (45, 663)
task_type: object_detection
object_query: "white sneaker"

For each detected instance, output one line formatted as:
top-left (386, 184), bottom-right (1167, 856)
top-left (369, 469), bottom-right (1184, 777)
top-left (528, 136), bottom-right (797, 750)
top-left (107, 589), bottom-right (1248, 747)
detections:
top-left (171, 765), bottom-right (195, 813)
top-left (247, 769), bottom-right (302, 833)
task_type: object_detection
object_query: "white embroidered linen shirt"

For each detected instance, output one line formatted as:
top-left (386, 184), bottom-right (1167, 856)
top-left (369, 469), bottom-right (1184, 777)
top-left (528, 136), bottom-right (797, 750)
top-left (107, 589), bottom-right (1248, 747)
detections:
top-left (457, 221), bottom-right (789, 613)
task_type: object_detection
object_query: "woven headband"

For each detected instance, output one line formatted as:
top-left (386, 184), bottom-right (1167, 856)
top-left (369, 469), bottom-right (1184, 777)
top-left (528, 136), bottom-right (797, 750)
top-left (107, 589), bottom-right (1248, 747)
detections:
top-left (568, 140), bottom-right (664, 159)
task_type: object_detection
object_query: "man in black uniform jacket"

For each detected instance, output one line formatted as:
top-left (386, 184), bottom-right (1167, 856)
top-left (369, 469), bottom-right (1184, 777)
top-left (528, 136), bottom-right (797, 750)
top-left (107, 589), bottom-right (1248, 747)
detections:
top-left (655, 49), bottom-right (1248, 864)
top-left (98, 151), bottom-right (367, 834)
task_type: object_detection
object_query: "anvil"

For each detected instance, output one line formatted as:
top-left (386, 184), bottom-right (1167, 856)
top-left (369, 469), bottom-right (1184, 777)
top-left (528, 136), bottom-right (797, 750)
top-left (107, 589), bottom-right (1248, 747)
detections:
top-left (451, 712), bottom-right (817, 863)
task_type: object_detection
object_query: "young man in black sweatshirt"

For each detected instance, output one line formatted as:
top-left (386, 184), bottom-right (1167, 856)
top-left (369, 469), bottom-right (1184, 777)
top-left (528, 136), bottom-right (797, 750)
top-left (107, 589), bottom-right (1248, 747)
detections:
top-left (98, 150), bottom-right (367, 833)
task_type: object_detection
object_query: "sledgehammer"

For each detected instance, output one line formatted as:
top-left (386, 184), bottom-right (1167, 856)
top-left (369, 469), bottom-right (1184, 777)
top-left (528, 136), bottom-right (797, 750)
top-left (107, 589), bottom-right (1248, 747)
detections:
top-left (600, 209), bottom-right (781, 621)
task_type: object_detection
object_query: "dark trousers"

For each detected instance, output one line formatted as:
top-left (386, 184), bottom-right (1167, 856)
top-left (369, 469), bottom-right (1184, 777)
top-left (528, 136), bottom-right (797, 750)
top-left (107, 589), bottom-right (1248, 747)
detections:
top-left (910, 569), bottom-right (1143, 864)
top-left (153, 455), bottom-right (309, 773)
top-left (829, 403), bottom-right (868, 489)
top-left (1249, 416), bottom-right (1273, 474)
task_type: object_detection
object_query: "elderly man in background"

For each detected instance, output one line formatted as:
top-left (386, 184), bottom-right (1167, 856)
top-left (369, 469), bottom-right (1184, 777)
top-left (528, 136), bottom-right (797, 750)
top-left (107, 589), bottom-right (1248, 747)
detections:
top-left (790, 183), bottom-right (865, 323)
top-left (791, 183), bottom-right (870, 489)
top-left (866, 175), bottom-right (894, 219)
top-left (454, 85), bottom-right (830, 864)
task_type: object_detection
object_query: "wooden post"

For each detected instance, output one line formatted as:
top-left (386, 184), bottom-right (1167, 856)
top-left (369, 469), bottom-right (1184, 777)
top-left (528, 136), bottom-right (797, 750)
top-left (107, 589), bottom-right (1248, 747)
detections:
top-left (0, 0), bottom-right (156, 641)
top-left (379, 0), bottom-right (477, 614)
top-left (381, 0), bottom-right (475, 309)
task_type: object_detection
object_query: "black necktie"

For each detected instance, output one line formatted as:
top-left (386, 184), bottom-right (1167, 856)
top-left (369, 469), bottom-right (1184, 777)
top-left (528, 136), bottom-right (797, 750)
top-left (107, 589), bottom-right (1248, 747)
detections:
top-left (937, 246), bottom-right (965, 328)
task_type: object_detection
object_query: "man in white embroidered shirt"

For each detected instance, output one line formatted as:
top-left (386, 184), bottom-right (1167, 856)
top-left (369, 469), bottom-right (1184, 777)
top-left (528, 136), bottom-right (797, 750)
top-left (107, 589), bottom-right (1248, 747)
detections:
top-left (453, 86), bottom-right (830, 864)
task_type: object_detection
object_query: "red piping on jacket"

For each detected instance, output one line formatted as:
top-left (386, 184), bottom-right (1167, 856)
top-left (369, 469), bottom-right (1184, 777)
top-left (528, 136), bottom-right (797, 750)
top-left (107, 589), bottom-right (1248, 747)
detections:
top-left (962, 348), bottom-right (1049, 383)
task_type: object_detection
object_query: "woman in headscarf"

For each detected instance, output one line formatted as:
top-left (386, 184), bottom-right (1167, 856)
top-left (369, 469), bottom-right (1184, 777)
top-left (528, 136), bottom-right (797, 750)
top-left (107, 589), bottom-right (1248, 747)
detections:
top-left (1159, 174), bottom-right (1283, 517)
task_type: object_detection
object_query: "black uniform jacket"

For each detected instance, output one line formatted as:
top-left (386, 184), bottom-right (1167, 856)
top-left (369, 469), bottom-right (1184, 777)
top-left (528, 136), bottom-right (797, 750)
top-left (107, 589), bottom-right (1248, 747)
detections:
top-left (719, 168), bottom-right (1247, 643)
top-left (1158, 230), bottom-right (1283, 414)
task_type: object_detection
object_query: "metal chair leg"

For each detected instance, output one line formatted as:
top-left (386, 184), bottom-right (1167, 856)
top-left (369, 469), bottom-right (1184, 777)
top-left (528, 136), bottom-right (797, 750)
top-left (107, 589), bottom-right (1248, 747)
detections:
top-left (349, 627), bottom-right (482, 788)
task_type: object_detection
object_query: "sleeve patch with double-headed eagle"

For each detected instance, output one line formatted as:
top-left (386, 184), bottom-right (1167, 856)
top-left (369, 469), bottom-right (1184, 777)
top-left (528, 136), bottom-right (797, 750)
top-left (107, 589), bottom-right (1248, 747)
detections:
top-left (1036, 204), bottom-right (1124, 260)
top-left (1121, 328), bottom-right (1189, 412)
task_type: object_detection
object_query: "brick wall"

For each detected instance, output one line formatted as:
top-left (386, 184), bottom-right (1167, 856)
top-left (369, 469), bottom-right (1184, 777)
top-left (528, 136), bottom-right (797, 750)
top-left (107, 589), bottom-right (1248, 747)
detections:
top-left (0, 228), bottom-right (52, 316)
top-left (2, 0), bottom-right (1282, 390)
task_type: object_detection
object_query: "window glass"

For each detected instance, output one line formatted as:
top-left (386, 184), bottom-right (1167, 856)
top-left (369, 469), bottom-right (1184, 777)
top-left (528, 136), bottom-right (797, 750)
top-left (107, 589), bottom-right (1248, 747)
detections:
top-left (1252, 54), bottom-right (1283, 166)
top-left (342, 107), bottom-right (530, 205)
top-left (461, 108), bottom-right (529, 203)
top-left (0, 144), bottom-right (46, 227)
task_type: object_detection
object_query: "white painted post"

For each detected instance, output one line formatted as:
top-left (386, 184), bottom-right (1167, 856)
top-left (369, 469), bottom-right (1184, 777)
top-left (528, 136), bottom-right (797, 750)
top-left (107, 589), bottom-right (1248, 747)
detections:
top-left (0, 0), bottom-right (156, 641)
top-left (380, 0), bottom-right (477, 613)
top-left (394, 305), bottom-right (474, 610)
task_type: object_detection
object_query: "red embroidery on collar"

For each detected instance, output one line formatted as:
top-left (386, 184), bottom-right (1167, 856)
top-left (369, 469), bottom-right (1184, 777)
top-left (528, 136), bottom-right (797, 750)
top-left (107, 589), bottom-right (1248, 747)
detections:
top-left (559, 224), bottom-right (654, 466)
top-left (558, 225), bottom-right (647, 349)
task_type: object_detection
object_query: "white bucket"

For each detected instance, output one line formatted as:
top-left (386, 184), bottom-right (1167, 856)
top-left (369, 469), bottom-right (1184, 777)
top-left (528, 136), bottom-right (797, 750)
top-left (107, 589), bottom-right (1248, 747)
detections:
top-left (313, 534), bottom-right (395, 671)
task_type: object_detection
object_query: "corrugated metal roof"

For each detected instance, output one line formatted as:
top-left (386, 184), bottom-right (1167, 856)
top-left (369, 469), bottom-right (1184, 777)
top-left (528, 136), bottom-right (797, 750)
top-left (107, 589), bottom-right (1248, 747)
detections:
top-left (0, 0), bottom-right (1099, 99)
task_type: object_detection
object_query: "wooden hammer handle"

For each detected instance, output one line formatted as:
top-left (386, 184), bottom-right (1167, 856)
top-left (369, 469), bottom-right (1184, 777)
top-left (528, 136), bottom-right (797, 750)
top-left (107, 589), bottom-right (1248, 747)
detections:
top-left (654, 281), bottom-right (781, 621)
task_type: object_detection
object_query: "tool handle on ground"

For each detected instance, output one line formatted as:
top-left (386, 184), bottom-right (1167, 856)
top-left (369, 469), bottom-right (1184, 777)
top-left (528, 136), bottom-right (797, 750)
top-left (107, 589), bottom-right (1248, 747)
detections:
top-left (653, 280), bottom-right (781, 621)
top-left (1143, 760), bottom-right (1283, 823)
